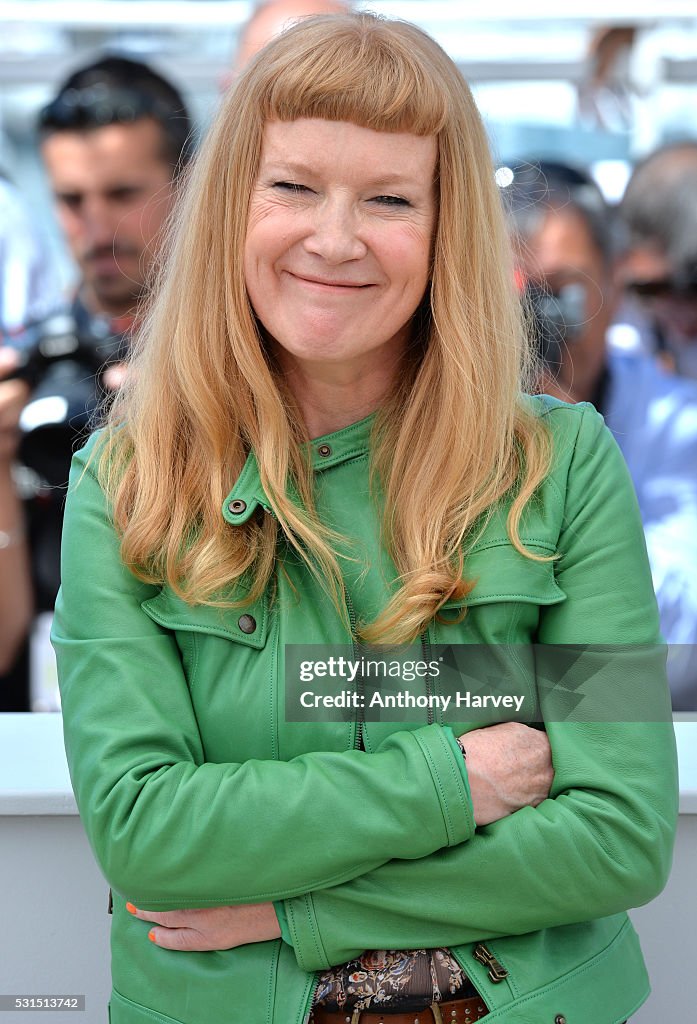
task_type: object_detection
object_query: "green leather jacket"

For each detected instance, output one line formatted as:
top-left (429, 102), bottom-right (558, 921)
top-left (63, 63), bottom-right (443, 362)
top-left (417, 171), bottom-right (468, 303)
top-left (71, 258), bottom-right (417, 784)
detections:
top-left (52, 397), bottom-right (678, 1024)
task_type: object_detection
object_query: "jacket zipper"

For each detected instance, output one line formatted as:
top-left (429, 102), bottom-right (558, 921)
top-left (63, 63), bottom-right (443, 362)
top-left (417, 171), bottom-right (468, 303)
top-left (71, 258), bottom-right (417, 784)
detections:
top-left (421, 630), bottom-right (434, 725)
top-left (344, 590), bottom-right (365, 750)
top-left (472, 942), bottom-right (509, 984)
top-left (301, 975), bottom-right (321, 1024)
top-left (447, 942), bottom-right (510, 1018)
top-left (345, 590), bottom-right (434, 742)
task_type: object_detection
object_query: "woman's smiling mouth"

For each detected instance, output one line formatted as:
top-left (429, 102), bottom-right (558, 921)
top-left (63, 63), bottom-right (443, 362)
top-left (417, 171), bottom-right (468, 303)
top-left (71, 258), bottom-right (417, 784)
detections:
top-left (286, 271), bottom-right (373, 290)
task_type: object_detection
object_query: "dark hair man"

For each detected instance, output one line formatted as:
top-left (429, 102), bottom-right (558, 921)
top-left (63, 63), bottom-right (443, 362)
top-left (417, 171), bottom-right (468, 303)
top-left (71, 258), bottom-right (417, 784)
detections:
top-left (0, 56), bottom-right (192, 709)
top-left (504, 159), bottom-right (697, 710)
top-left (38, 55), bottom-right (192, 325)
top-left (617, 141), bottom-right (697, 378)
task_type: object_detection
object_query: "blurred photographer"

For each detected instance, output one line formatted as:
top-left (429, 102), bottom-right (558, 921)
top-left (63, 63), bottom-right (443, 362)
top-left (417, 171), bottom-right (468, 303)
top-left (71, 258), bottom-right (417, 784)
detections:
top-left (0, 56), bottom-right (192, 708)
top-left (617, 140), bottom-right (697, 378)
top-left (0, 175), bottom-right (62, 687)
top-left (503, 159), bottom-right (697, 710)
top-left (0, 347), bottom-right (32, 683)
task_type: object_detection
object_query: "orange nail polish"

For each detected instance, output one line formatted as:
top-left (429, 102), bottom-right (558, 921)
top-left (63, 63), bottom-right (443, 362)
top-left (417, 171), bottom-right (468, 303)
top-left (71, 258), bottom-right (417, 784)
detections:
top-left (148, 930), bottom-right (157, 942)
top-left (126, 902), bottom-right (137, 914)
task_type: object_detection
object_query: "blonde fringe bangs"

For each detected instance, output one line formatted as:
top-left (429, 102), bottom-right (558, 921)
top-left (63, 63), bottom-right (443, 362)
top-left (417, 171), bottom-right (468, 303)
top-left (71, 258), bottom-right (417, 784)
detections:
top-left (256, 20), bottom-right (449, 137)
top-left (98, 12), bottom-right (552, 644)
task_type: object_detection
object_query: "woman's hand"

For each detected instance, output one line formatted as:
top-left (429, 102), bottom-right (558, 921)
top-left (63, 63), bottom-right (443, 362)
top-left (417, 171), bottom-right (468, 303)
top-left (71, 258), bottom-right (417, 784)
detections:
top-left (459, 722), bottom-right (553, 826)
top-left (126, 901), bottom-right (281, 951)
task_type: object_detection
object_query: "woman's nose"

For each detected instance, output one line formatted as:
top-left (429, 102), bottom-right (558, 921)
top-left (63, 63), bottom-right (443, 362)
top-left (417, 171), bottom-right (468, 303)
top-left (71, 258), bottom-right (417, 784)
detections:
top-left (302, 199), bottom-right (368, 264)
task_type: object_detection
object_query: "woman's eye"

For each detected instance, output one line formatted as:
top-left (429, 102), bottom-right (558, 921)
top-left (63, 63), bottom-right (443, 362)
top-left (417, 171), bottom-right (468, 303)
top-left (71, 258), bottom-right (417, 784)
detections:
top-left (372, 195), bottom-right (410, 207)
top-left (273, 181), bottom-right (310, 194)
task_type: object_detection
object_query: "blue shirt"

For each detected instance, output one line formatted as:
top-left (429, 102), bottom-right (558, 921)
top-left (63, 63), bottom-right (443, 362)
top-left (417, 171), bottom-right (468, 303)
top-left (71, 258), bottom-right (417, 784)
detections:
top-left (605, 350), bottom-right (697, 710)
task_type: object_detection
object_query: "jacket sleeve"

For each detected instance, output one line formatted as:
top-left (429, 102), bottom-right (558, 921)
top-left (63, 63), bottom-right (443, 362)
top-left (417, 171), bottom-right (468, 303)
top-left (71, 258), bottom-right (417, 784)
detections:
top-left (51, 443), bottom-right (475, 910)
top-left (282, 404), bottom-right (679, 971)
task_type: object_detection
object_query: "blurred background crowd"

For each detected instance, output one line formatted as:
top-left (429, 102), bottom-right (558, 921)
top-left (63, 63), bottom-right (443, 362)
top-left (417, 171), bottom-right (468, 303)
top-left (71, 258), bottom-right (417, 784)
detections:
top-left (3, 0), bottom-right (697, 713)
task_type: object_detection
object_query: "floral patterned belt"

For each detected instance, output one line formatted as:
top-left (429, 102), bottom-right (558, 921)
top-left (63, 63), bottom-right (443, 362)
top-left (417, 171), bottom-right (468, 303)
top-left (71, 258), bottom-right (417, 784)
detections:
top-left (312, 948), bottom-right (479, 1013)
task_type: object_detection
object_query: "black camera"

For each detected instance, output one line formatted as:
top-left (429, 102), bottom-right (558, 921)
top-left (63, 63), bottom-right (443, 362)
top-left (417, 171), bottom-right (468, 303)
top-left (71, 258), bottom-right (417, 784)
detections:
top-left (8, 312), bottom-right (128, 489)
top-left (522, 281), bottom-right (588, 373)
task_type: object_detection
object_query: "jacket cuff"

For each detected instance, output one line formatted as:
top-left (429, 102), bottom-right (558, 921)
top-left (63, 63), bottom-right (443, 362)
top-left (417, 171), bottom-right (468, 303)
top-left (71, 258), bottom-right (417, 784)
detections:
top-left (441, 725), bottom-right (474, 809)
top-left (274, 900), bottom-right (293, 947)
top-left (411, 723), bottom-right (476, 846)
top-left (284, 892), bottom-right (329, 972)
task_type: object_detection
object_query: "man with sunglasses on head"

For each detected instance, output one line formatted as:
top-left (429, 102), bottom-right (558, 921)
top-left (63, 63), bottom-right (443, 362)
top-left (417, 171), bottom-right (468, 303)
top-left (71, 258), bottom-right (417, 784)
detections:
top-left (616, 140), bottom-right (697, 379)
top-left (39, 55), bottom-right (192, 348)
top-left (504, 159), bottom-right (697, 711)
top-left (0, 56), bottom-right (192, 709)
top-left (614, 142), bottom-right (695, 382)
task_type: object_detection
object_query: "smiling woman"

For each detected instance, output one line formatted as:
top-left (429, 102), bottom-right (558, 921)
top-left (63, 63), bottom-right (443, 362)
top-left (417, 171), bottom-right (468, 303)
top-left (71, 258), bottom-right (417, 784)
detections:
top-left (244, 119), bottom-right (437, 434)
top-left (51, 11), bottom-right (676, 1024)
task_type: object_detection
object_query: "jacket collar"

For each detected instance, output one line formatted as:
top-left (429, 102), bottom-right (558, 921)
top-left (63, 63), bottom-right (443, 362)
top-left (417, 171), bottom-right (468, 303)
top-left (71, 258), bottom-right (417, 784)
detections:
top-left (222, 413), bottom-right (376, 525)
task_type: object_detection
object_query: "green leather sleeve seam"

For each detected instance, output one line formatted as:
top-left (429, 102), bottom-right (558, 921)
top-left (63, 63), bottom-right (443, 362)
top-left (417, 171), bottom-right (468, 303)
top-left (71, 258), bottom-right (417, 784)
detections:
top-left (286, 892), bottom-right (329, 972)
top-left (543, 402), bottom-right (596, 524)
top-left (556, 403), bottom-right (602, 541)
top-left (412, 725), bottom-right (473, 846)
top-left (414, 732), bottom-right (453, 844)
top-left (441, 724), bottom-right (475, 837)
top-left (118, 854), bottom-right (386, 906)
top-left (437, 725), bottom-right (475, 841)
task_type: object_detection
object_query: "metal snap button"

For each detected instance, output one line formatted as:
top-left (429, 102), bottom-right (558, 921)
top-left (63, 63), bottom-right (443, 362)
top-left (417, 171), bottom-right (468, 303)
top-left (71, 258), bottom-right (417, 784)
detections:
top-left (317, 444), bottom-right (331, 457)
top-left (228, 499), bottom-right (247, 515)
top-left (238, 614), bottom-right (256, 634)
top-left (554, 1016), bottom-right (567, 1024)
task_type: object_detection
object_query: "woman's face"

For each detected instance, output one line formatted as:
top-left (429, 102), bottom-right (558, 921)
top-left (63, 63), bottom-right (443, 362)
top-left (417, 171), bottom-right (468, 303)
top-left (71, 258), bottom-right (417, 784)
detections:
top-left (244, 118), bottom-right (437, 376)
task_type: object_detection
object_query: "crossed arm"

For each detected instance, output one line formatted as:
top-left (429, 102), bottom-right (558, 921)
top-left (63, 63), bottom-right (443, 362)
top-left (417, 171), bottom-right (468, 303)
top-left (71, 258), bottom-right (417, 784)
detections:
top-left (127, 722), bottom-right (554, 951)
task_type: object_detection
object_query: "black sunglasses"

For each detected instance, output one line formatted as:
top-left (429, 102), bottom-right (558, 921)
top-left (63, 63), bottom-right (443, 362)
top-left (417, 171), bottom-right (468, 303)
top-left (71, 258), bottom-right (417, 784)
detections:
top-left (626, 275), bottom-right (697, 300)
top-left (39, 84), bottom-right (167, 131)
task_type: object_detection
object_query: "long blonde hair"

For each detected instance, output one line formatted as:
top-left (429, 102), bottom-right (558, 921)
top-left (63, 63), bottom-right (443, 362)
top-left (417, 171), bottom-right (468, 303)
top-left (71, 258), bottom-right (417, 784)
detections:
top-left (99, 12), bottom-right (551, 643)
